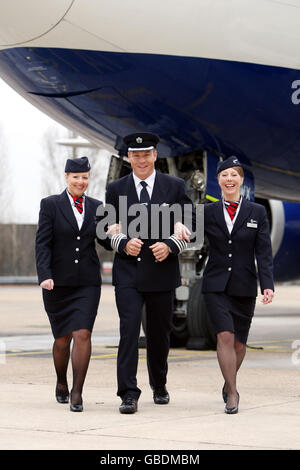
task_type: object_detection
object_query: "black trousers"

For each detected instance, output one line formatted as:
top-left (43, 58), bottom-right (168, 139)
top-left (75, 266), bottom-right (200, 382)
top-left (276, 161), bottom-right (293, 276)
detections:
top-left (115, 286), bottom-right (174, 400)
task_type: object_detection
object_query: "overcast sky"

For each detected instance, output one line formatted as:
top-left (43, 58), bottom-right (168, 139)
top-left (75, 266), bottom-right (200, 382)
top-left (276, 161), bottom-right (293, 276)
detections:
top-left (0, 79), bottom-right (110, 224)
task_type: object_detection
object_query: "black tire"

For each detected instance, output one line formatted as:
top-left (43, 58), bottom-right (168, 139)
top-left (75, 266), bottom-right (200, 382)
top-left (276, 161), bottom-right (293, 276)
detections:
top-left (187, 279), bottom-right (217, 350)
top-left (170, 317), bottom-right (189, 347)
top-left (141, 302), bottom-right (188, 348)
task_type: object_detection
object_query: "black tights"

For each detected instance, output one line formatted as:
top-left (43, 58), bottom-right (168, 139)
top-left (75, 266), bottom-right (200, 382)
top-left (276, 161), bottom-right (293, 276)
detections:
top-left (216, 331), bottom-right (246, 408)
top-left (53, 329), bottom-right (92, 405)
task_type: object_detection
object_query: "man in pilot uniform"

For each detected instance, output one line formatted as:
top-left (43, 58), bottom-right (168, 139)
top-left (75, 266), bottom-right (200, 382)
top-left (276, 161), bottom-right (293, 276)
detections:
top-left (105, 132), bottom-right (194, 414)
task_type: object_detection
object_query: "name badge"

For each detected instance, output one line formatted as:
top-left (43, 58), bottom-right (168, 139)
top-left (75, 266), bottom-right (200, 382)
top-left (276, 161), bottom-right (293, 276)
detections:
top-left (247, 222), bottom-right (257, 228)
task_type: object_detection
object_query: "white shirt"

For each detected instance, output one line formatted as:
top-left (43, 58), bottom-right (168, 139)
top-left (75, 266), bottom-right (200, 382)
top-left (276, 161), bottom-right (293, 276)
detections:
top-left (132, 170), bottom-right (156, 200)
top-left (222, 196), bottom-right (242, 234)
top-left (67, 191), bottom-right (85, 230)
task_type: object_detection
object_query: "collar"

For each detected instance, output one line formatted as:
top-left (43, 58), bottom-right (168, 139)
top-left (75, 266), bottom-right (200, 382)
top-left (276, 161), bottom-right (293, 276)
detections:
top-left (222, 195), bottom-right (242, 207)
top-left (132, 170), bottom-right (156, 190)
top-left (66, 190), bottom-right (85, 203)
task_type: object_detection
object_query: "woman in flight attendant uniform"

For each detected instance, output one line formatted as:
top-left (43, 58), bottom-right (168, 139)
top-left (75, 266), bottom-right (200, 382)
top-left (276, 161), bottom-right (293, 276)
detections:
top-left (35, 157), bottom-right (110, 412)
top-left (202, 156), bottom-right (274, 414)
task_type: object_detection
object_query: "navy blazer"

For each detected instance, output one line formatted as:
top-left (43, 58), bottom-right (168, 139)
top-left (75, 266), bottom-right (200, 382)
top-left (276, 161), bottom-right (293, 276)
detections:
top-left (202, 198), bottom-right (274, 297)
top-left (35, 190), bottom-right (108, 286)
top-left (105, 171), bottom-right (194, 292)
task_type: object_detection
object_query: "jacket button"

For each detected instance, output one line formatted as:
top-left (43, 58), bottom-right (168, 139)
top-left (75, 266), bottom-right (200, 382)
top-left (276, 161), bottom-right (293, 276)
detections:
top-left (137, 257), bottom-right (141, 261)
top-left (228, 240), bottom-right (232, 244)
top-left (75, 259), bottom-right (79, 263)
top-left (228, 267), bottom-right (232, 271)
top-left (77, 236), bottom-right (80, 240)
top-left (228, 253), bottom-right (232, 257)
top-left (76, 248), bottom-right (79, 252)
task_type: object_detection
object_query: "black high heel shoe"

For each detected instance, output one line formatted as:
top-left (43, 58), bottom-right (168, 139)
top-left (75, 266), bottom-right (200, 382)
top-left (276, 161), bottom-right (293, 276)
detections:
top-left (70, 390), bottom-right (83, 412)
top-left (225, 392), bottom-right (239, 414)
top-left (70, 402), bottom-right (83, 412)
top-left (55, 385), bottom-right (69, 404)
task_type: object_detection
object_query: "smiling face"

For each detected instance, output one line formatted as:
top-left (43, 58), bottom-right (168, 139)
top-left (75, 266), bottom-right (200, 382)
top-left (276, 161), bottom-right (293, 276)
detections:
top-left (218, 166), bottom-right (244, 201)
top-left (128, 149), bottom-right (157, 180)
top-left (65, 171), bottom-right (90, 197)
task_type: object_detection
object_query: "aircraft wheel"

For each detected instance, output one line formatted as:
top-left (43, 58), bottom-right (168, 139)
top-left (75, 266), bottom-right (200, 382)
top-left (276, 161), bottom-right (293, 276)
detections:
top-left (141, 303), bottom-right (189, 348)
top-left (186, 279), bottom-right (217, 350)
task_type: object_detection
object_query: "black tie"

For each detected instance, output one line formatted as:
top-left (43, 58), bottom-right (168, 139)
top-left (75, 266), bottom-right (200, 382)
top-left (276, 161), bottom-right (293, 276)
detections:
top-left (140, 181), bottom-right (150, 206)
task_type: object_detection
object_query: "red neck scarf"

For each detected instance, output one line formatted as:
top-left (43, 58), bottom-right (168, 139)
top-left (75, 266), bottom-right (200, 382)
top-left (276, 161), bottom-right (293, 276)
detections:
top-left (71, 195), bottom-right (84, 214)
top-left (224, 200), bottom-right (240, 220)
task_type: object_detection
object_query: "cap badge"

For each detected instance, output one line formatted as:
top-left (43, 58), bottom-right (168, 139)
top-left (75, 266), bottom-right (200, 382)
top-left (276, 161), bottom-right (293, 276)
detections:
top-left (136, 137), bottom-right (143, 144)
top-left (233, 158), bottom-right (238, 164)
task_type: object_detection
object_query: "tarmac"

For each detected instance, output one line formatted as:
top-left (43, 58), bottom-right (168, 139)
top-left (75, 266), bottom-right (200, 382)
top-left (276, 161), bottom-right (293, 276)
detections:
top-left (0, 283), bottom-right (300, 451)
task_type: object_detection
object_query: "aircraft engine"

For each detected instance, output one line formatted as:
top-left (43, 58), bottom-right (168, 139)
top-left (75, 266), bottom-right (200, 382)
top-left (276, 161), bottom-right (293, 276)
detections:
top-left (256, 199), bottom-right (300, 283)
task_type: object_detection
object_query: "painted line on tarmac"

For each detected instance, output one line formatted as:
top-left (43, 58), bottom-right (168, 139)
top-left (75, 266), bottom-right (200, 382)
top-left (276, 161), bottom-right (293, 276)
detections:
top-left (1, 339), bottom-right (296, 360)
top-left (247, 338), bottom-right (296, 353)
top-left (2, 348), bottom-right (211, 361)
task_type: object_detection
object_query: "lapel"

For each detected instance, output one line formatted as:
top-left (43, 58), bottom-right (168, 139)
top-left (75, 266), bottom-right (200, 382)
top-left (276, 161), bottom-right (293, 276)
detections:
top-left (231, 198), bottom-right (253, 236)
top-left (150, 171), bottom-right (168, 205)
top-left (80, 195), bottom-right (93, 233)
top-left (126, 173), bottom-right (139, 208)
top-left (58, 190), bottom-right (78, 233)
top-left (214, 200), bottom-right (230, 237)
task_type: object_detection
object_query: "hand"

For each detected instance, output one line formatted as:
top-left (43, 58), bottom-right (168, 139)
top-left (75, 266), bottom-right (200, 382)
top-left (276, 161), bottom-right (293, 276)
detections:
top-left (149, 242), bottom-right (170, 262)
top-left (262, 289), bottom-right (274, 304)
top-left (125, 238), bottom-right (143, 256)
top-left (107, 223), bottom-right (120, 236)
top-left (40, 279), bottom-right (54, 290)
top-left (174, 221), bottom-right (191, 242)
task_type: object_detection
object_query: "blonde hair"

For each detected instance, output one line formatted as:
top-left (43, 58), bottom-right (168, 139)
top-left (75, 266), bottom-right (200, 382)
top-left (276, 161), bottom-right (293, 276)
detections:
top-left (235, 166), bottom-right (244, 177)
top-left (218, 166), bottom-right (244, 179)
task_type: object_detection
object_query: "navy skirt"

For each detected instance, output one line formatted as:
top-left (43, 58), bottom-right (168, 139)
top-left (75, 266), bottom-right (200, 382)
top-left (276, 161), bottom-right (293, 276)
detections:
top-left (42, 286), bottom-right (101, 339)
top-left (203, 291), bottom-right (256, 344)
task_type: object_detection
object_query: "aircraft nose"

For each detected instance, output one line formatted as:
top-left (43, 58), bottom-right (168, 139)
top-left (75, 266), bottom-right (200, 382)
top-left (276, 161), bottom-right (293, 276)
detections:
top-left (0, 0), bottom-right (74, 47)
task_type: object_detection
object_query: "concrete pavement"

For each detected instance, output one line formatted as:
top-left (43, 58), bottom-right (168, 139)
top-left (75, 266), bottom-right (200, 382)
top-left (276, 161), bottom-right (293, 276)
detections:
top-left (0, 284), bottom-right (300, 450)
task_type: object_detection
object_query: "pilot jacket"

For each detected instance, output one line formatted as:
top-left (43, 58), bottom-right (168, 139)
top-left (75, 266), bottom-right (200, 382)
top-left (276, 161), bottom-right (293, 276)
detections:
top-left (36, 189), bottom-right (108, 286)
top-left (202, 198), bottom-right (274, 297)
top-left (105, 171), bottom-right (193, 292)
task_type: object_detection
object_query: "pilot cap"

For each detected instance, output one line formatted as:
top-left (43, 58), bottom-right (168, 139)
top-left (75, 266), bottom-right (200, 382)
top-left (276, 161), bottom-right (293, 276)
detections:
top-left (123, 132), bottom-right (160, 152)
top-left (217, 156), bottom-right (243, 174)
top-left (65, 156), bottom-right (91, 173)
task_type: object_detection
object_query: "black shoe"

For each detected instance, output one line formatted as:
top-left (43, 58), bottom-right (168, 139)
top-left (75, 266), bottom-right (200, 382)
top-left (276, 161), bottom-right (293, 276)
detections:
top-left (225, 392), bottom-right (239, 415)
top-left (70, 391), bottom-right (83, 412)
top-left (70, 403), bottom-right (83, 412)
top-left (56, 394), bottom-right (69, 404)
top-left (55, 385), bottom-right (69, 404)
top-left (153, 387), bottom-right (170, 405)
top-left (119, 397), bottom-right (138, 414)
top-left (222, 383), bottom-right (228, 404)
